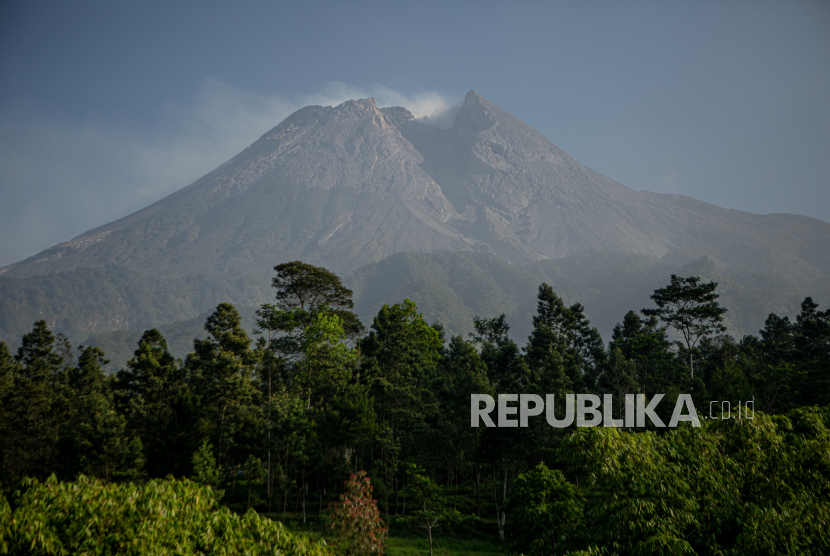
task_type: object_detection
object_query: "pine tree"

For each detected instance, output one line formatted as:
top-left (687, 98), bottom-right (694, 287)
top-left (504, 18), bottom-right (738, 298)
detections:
top-left (524, 284), bottom-right (604, 395)
top-left (58, 346), bottom-right (144, 481)
top-left (116, 328), bottom-right (190, 477)
top-left (188, 303), bottom-right (260, 482)
top-left (10, 321), bottom-right (70, 481)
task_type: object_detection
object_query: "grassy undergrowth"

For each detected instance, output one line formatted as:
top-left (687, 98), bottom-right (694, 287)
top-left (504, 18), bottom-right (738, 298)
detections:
top-left (386, 534), bottom-right (505, 556)
top-left (275, 513), bottom-right (507, 556)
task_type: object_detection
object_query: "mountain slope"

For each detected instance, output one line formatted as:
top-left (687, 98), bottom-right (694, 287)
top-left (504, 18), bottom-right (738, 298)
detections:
top-left (83, 250), bottom-right (827, 372)
top-left (1, 90), bottom-right (828, 344)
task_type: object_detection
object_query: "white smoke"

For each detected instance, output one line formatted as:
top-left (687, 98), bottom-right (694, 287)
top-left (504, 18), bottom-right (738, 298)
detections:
top-left (299, 82), bottom-right (461, 128)
top-left (0, 81), bottom-right (459, 267)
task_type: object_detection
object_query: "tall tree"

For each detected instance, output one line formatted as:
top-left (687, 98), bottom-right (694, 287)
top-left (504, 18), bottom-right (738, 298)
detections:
top-left (471, 314), bottom-right (528, 393)
top-left (296, 311), bottom-right (357, 409)
top-left (524, 284), bottom-right (604, 395)
top-left (9, 321), bottom-right (71, 481)
top-left (58, 346), bottom-right (144, 481)
top-left (188, 303), bottom-right (260, 478)
top-left (792, 297), bottom-right (830, 406)
top-left (0, 341), bottom-right (22, 488)
top-left (360, 299), bottom-right (443, 513)
top-left (402, 463), bottom-right (463, 556)
top-left (258, 261), bottom-right (363, 359)
top-left (606, 310), bottom-right (683, 396)
top-left (433, 335), bottom-right (493, 515)
top-left (642, 275), bottom-right (727, 378)
top-left (255, 262), bottom-right (365, 511)
top-left (116, 328), bottom-right (190, 477)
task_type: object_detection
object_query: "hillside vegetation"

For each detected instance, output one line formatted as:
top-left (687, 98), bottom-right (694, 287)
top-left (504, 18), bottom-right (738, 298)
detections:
top-left (78, 251), bottom-right (826, 371)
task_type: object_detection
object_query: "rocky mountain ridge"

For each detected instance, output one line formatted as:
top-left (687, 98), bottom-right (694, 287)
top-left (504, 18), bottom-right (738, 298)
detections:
top-left (1, 90), bottom-right (828, 344)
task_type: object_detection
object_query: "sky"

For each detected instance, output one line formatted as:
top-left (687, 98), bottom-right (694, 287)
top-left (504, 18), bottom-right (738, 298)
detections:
top-left (1, 0), bottom-right (828, 267)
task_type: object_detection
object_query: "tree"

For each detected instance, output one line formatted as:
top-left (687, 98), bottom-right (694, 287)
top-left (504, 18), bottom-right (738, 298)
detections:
top-left (524, 284), bottom-right (605, 395)
top-left (505, 463), bottom-right (584, 556)
top-left (259, 262), bottom-right (364, 359)
top-left (0, 341), bottom-right (22, 489)
top-left (297, 311), bottom-right (357, 409)
top-left (642, 275), bottom-right (727, 379)
top-left (192, 440), bottom-right (219, 490)
top-left (1, 476), bottom-right (334, 555)
top-left (58, 346), bottom-right (144, 481)
top-left (187, 303), bottom-right (260, 480)
top-left (8, 321), bottom-right (71, 482)
top-left (471, 314), bottom-right (527, 393)
top-left (268, 389), bottom-right (312, 517)
top-left (256, 262), bottom-right (364, 510)
top-left (116, 328), bottom-right (190, 477)
top-left (327, 471), bottom-right (387, 556)
top-left (792, 297), bottom-right (830, 406)
top-left (606, 310), bottom-right (684, 397)
top-left (359, 300), bottom-right (443, 514)
top-left (243, 455), bottom-right (266, 509)
top-left (402, 463), bottom-right (463, 556)
top-left (433, 336), bottom-right (493, 516)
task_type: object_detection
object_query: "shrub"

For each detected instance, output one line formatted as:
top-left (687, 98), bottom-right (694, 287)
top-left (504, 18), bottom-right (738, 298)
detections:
top-left (327, 471), bottom-right (387, 556)
top-left (0, 475), bottom-right (331, 555)
top-left (505, 463), bottom-right (584, 556)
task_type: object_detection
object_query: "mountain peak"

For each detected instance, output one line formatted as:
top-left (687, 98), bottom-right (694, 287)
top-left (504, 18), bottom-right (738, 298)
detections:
top-left (464, 89), bottom-right (484, 102)
top-left (460, 89), bottom-right (498, 114)
top-left (336, 97), bottom-right (378, 113)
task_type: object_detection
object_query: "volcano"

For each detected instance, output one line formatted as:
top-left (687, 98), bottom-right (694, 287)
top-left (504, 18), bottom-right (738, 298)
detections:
top-left (1, 90), bottom-right (828, 344)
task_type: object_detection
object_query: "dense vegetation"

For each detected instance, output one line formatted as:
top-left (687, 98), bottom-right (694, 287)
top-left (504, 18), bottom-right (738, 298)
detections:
top-left (0, 477), bottom-right (331, 555)
top-left (1, 260), bottom-right (828, 554)
top-left (83, 251), bottom-right (829, 373)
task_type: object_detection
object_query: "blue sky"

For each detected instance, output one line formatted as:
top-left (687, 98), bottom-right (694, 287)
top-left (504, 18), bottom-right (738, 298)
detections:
top-left (1, 0), bottom-right (828, 266)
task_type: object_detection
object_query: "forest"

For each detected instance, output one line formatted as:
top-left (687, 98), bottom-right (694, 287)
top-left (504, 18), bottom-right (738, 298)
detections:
top-left (0, 261), bottom-right (828, 555)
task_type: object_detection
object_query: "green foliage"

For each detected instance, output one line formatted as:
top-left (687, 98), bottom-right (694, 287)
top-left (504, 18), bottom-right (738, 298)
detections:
top-left (433, 336), bottom-right (493, 471)
top-left (605, 310), bottom-right (684, 396)
top-left (187, 303), bottom-right (261, 479)
top-left (192, 440), bottom-right (219, 488)
top-left (116, 328), bottom-right (192, 478)
top-left (384, 534), bottom-right (505, 556)
top-left (0, 475), bottom-right (332, 555)
top-left (501, 407), bottom-right (830, 556)
top-left (525, 283), bottom-right (605, 395)
top-left (792, 297), bottom-right (830, 406)
top-left (401, 464), bottom-right (464, 556)
top-left (258, 261), bottom-right (364, 362)
top-left (298, 311), bottom-right (358, 408)
top-left (0, 341), bottom-right (21, 490)
top-left (58, 345), bottom-right (144, 481)
top-left (328, 471), bottom-right (387, 556)
top-left (504, 463), bottom-right (583, 556)
top-left (0, 491), bottom-right (9, 554)
top-left (2, 260), bottom-right (829, 555)
top-left (359, 299), bottom-right (443, 511)
top-left (271, 261), bottom-right (356, 314)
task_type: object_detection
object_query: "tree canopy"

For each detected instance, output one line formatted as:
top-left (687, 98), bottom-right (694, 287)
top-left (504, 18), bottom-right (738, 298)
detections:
top-left (642, 274), bottom-right (727, 378)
